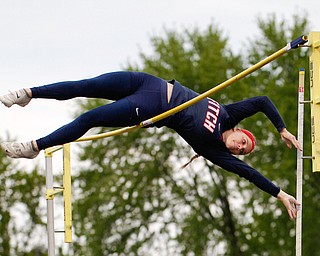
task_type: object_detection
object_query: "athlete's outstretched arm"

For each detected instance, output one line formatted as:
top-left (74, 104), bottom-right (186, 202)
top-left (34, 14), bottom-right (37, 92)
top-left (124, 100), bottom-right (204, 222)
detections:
top-left (224, 96), bottom-right (302, 150)
top-left (198, 148), bottom-right (299, 219)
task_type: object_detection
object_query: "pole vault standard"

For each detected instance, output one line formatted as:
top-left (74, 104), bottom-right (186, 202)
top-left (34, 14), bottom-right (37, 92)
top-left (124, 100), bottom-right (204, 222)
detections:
top-left (76, 35), bottom-right (308, 143)
top-left (45, 144), bottom-right (72, 256)
top-left (296, 68), bottom-right (305, 256)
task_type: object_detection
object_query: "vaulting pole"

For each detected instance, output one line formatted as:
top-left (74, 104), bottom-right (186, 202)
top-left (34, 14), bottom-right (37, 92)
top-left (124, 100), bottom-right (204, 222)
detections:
top-left (76, 35), bottom-right (308, 142)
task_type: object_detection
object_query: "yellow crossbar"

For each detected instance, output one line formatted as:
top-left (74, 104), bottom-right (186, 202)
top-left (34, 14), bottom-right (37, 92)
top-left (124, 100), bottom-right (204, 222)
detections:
top-left (76, 35), bottom-right (308, 142)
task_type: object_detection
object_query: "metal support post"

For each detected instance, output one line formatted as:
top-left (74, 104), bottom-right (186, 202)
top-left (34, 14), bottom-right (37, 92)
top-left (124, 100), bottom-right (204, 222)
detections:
top-left (296, 68), bottom-right (305, 256)
top-left (45, 150), bottom-right (56, 256)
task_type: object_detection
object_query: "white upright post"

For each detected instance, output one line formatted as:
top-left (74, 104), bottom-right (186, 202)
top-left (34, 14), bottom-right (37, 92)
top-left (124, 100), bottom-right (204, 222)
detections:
top-left (296, 68), bottom-right (305, 256)
top-left (46, 153), bottom-right (55, 256)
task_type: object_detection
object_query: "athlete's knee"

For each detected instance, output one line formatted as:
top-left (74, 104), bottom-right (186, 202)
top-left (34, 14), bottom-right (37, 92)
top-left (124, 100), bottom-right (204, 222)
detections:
top-left (76, 111), bottom-right (99, 129)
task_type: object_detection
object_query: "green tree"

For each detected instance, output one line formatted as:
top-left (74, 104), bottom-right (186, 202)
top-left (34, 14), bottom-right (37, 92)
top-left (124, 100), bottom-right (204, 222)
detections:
top-left (70, 14), bottom-right (319, 256)
top-left (239, 13), bottom-right (320, 256)
top-left (72, 24), bottom-right (244, 256)
top-left (1, 13), bottom-right (318, 256)
top-left (0, 136), bottom-right (46, 256)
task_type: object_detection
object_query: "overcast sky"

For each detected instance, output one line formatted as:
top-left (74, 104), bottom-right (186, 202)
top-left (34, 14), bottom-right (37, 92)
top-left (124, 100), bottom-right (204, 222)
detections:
top-left (0, 0), bottom-right (319, 168)
top-left (1, 1), bottom-right (319, 252)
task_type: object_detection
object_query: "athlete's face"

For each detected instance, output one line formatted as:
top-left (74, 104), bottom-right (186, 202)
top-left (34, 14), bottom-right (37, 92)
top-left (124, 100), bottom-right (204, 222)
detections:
top-left (225, 130), bottom-right (253, 155)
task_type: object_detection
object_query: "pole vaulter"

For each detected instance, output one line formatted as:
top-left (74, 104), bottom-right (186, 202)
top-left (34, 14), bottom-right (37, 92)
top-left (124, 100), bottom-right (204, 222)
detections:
top-left (75, 35), bottom-right (308, 142)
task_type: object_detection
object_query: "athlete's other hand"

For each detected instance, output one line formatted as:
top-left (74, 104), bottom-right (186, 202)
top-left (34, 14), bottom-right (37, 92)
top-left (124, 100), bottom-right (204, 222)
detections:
top-left (280, 128), bottom-right (302, 151)
top-left (277, 190), bottom-right (300, 220)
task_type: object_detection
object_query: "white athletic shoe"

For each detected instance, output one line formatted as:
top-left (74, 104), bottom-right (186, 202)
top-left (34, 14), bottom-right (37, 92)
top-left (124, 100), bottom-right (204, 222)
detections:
top-left (0, 89), bottom-right (31, 108)
top-left (1, 141), bottom-right (39, 159)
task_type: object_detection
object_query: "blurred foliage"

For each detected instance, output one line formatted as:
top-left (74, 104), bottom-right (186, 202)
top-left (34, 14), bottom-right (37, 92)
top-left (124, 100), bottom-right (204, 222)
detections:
top-left (71, 14), bottom-right (319, 256)
top-left (0, 136), bottom-right (46, 256)
top-left (1, 12), bottom-right (319, 256)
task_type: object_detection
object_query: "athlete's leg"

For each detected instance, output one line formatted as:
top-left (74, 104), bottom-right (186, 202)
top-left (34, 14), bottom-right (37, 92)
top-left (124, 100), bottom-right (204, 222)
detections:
top-left (0, 71), bottom-right (168, 158)
top-left (35, 98), bottom-right (137, 150)
top-left (0, 71), bottom-right (139, 108)
top-left (1, 97), bottom-right (138, 158)
top-left (31, 71), bottom-right (137, 101)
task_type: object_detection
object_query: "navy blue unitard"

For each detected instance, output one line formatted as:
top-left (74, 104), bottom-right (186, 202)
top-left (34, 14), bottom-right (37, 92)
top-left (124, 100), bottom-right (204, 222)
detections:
top-left (31, 71), bottom-right (285, 197)
top-left (32, 72), bottom-right (169, 149)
